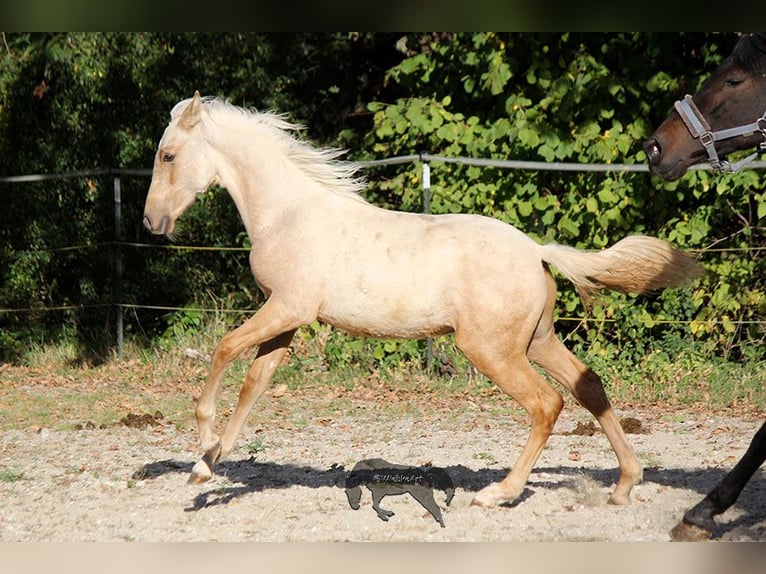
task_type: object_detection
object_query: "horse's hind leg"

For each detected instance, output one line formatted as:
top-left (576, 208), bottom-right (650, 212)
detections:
top-left (528, 330), bottom-right (643, 504)
top-left (220, 331), bottom-right (296, 456)
top-left (458, 335), bottom-right (564, 507)
top-left (190, 329), bottom-right (296, 482)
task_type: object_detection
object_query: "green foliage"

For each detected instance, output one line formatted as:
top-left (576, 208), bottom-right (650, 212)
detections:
top-left (161, 307), bottom-right (204, 343)
top-left (0, 468), bottom-right (24, 483)
top-left (297, 321), bottom-right (426, 372)
top-left (585, 331), bottom-right (765, 409)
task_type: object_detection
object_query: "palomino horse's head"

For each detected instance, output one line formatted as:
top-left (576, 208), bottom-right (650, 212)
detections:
top-left (143, 91), bottom-right (220, 235)
top-left (644, 33), bottom-right (766, 181)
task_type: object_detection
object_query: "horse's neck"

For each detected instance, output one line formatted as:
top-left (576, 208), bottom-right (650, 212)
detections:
top-left (212, 129), bottom-right (317, 239)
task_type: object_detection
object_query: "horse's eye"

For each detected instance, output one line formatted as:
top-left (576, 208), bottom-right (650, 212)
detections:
top-left (724, 78), bottom-right (743, 87)
top-left (162, 152), bottom-right (176, 163)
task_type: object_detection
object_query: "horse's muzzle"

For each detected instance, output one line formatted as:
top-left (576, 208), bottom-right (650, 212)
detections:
top-left (644, 138), bottom-right (662, 166)
top-left (143, 213), bottom-right (171, 235)
top-left (643, 137), bottom-right (685, 180)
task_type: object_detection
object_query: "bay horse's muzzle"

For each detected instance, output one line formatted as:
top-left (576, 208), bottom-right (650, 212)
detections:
top-left (643, 136), bottom-right (681, 179)
top-left (643, 138), bottom-right (663, 167)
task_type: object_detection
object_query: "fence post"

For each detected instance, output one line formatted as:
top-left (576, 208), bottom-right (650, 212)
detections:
top-left (421, 159), bottom-right (434, 371)
top-left (113, 174), bottom-right (124, 360)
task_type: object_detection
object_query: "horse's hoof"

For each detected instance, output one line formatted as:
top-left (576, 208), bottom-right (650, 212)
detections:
top-left (670, 521), bottom-right (711, 542)
top-left (471, 483), bottom-right (518, 508)
top-left (607, 491), bottom-right (631, 505)
top-left (470, 496), bottom-right (494, 508)
top-left (188, 459), bottom-right (213, 484)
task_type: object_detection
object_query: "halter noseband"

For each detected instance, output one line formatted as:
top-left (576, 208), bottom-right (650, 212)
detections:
top-left (674, 94), bottom-right (766, 173)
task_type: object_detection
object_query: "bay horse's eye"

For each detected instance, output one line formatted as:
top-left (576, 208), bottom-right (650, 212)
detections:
top-left (723, 78), bottom-right (743, 87)
top-left (162, 152), bottom-right (176, 163)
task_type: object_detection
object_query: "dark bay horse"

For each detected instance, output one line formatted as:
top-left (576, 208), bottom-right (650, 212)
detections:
top-left (645, 32), bottom-right (766, 541)
top-left (645, 33), bottom-right (766, 181)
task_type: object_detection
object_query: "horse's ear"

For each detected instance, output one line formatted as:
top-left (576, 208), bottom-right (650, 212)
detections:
top-left (179, 91), bottom-right (203, 130)
top-left (750, 33), bottom-right (766, 55)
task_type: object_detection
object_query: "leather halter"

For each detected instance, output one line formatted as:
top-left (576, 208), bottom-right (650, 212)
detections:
top-left (673, 94), bottom-right (766, 173)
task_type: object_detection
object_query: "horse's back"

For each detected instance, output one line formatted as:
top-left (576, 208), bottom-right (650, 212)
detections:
top-left (313, 207), bottom-right (548, 339)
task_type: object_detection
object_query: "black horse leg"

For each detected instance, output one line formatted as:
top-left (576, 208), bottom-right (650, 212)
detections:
top-left (682, 422), bottom-right (766, 534)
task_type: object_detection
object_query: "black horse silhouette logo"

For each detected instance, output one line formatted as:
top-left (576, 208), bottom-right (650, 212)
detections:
top-left (344, 458), bottom-right (455, 527)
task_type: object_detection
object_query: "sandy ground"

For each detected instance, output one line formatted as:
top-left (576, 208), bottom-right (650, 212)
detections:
top-left (0, 399), bottom-right (763, 542)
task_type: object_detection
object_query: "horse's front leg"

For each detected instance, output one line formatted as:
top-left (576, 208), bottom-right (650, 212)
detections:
top-left (189, 299), bottom-right (303, 483)
top-left (671, 421), bottom-right (766, 541)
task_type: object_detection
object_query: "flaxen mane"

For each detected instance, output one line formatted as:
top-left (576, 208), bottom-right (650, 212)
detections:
top-left (175, 96), bottom-right (368, 201)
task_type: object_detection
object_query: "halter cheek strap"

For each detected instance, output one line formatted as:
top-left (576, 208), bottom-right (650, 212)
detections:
top-left (674, 94), bottom-right (766, 173)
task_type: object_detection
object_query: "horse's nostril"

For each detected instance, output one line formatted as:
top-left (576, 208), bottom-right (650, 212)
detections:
top-left (143, 214), bottom-right (171, 235)
top-left (645, 139), bottom-right (662, 164)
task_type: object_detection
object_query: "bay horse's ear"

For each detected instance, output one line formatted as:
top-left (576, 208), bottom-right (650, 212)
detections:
top-left (179, 91), bottom-right (203, 130)
top-left (750, 33), bottom-right (766, 55)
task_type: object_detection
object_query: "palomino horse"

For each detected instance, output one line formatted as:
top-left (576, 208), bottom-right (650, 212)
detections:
top-left (144, 92), bottom-right (702, 509)
top-left (645, 32), bottom-right (766, 540)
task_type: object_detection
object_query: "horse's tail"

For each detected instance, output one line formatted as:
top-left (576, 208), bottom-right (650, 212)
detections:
top-left (539, 235), bottom-right (704, 302)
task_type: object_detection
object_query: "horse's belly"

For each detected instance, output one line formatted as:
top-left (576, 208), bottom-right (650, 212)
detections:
top-left (317, 297), bottom-right (453, 339)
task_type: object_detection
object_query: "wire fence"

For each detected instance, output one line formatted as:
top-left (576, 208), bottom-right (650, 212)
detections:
top-left (2, 156), bottom-right (766, 359)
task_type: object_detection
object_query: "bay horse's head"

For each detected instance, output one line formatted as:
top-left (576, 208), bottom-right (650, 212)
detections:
top-left (143, 91), bottom-right (220, 236)
top-left (644, 33), bottom-right (766, 181)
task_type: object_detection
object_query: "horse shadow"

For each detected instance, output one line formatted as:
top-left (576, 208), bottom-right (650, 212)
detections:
top-left (343, 458), bottom-right (456, 527)
top-left (132, 457), bottom-right (764, 538)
